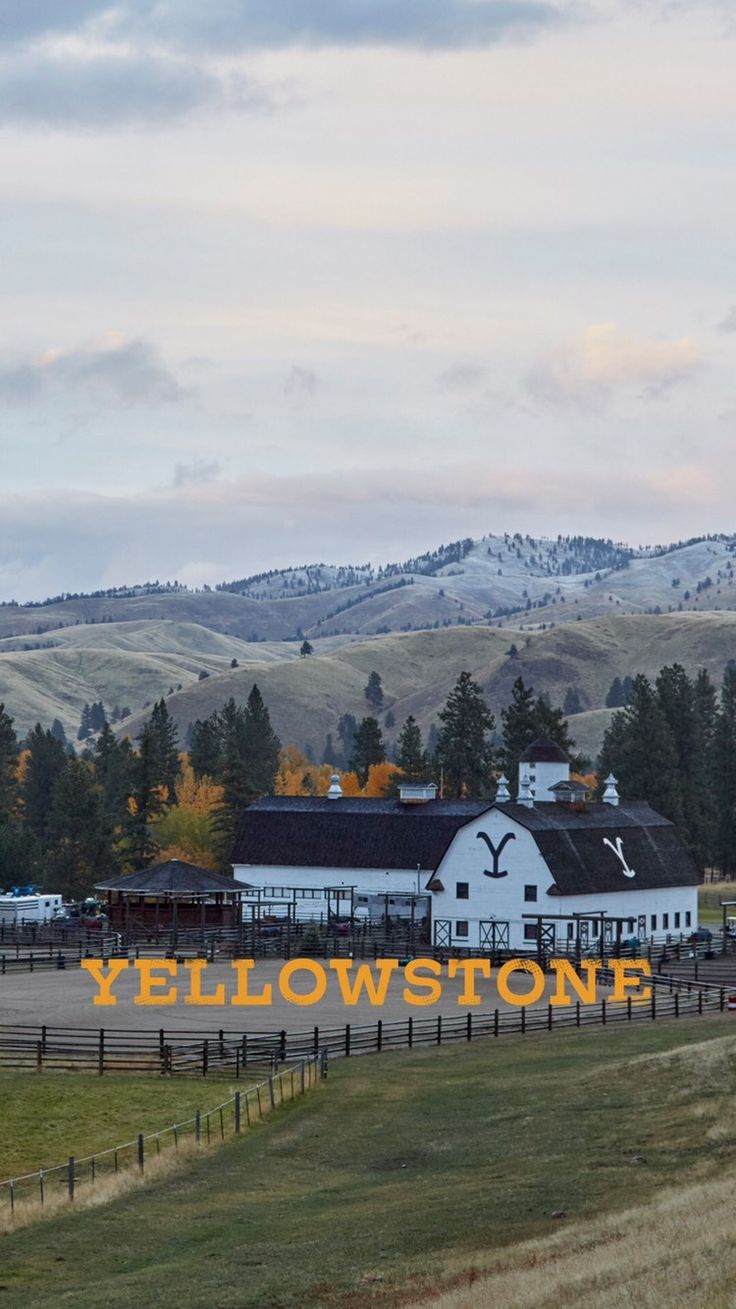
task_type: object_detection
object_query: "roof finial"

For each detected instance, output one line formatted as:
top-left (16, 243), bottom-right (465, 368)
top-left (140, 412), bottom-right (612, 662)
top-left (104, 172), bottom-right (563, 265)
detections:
top-left (517, 770), bottom-right (534, 808)
top-left (603, 773), bottom-right (620, 807)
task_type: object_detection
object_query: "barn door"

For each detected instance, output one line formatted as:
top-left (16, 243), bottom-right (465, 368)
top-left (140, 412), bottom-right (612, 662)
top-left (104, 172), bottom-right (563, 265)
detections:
top-left (433, 919), bottom-right (451, 949)
top-left (480, 920), bottom-right (509, 952)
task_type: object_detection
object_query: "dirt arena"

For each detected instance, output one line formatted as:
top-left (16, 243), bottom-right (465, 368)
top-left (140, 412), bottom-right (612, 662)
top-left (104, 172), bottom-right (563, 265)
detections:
top-left (0, 957), bottom-right (618, 1032)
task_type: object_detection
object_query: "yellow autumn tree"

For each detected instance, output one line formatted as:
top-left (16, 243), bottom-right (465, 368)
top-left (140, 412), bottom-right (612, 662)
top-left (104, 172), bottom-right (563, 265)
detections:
top-left (275, 747), bottom-right (334, 796)
top-left (149, 762), bottom-right (223, 869)
top-left (362, 762), bottom-right (402, 796)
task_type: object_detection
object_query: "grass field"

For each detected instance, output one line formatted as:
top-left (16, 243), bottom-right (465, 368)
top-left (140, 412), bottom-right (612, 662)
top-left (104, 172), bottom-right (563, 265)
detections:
top-left (698, 881), bottom-right (736, 925)
top-left (0, 1073), bottom-right (248, 1181)
top-left (1, 1015), bottom-right (735, 1308)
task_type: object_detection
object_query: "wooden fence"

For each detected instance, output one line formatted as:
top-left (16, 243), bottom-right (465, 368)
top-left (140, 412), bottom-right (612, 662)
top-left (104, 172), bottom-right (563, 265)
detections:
top-left (0, 1050), bottom-right (327, 1222)
top-left (0, 967), bottom-right (731, 1075)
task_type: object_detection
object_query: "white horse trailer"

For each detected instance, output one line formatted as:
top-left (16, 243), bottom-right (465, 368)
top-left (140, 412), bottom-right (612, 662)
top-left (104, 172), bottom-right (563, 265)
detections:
top-left (0, 894), bottom-right (64, 925)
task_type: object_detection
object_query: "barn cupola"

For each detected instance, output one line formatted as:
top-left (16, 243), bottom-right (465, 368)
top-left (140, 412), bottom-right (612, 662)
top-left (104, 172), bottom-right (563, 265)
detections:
top-left (603, 773), bottom-right (620, 807)
top-left (518, 736), bottom-right (570, 804)
top-left (327, 773), bottom-right (343, 800)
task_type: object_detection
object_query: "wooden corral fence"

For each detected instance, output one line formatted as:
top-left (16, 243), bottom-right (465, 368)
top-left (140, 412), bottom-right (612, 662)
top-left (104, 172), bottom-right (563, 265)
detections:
top-left (0, 1050), bottom-right (328, 1222)
top-left (0, 969), bottom-right (731, 1076)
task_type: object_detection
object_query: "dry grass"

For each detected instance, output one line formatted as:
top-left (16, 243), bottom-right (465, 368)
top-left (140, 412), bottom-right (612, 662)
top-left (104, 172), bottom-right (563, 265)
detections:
top-left (402, 1169), bottom-right (736, 1309)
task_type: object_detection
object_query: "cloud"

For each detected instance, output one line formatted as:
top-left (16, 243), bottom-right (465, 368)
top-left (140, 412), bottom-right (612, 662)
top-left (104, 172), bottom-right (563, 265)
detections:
top-left (527, 322), bottom-right (703, 406)
top-left (0, 50), bottom-right (271, 127)
top-left (1, 1), bottom-right (564, 52)
top-left (172, 460), bottom-right (222, 488)
top-left (284, 366), bottom-right (320, 399)
top-left (717, 306), bottom-right (736, 333)
top-left (437, 362), bottom-right (487, 391)
top-left (0, 336), bottom-right (185, 407)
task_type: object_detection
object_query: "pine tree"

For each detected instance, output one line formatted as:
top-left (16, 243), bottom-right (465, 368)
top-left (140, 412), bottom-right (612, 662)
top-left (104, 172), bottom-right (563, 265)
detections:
top-left (300, 640), bottom-right (314, 657)
top-left (243, 684), bottom-right (281, 800)
top-left (350, 718), bottom-right (386, 786)
top-left (563, 687), bottom-right (582, 716)
top-left (395, 716), bottom-right (426, 780)
top-left (77, 703), bottom-right (93, 741)
top-left (364, 671), bottom-right (384, 710)
top-left (190, 715), bottom-right (223, 779)
top-left (321, 733), bottom-right (337, 766)
top-left (50, 718), bottom-right (68, 746)
top-left (22, 725), bottom-right (68, 845)
top-left (127, 722), bottom-right (167, 867)
top-left (0, 703), bottom-right (18, 827)
top-left (437, 672), bottom-right (494, 798)
top-left (605, 677), bottom-right (625, 708)
top-left (337, 714), bottom-right (358, 770)
top-left (499, 677), bottom-right (537, 779)
top-left (714, 666), bottom-right (736, 875)
top-left (148, 698), bottom-right (180, 803)
top-left (95, 723), bottom-right (135, 839)
top-left (47, 758), bottom-right (114, 899)
top-left (598, 674), bottom-right (683, 824)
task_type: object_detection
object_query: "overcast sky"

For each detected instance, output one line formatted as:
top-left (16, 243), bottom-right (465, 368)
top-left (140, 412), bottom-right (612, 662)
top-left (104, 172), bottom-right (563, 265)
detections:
top-left (1, 0), bottom-right (735, 601)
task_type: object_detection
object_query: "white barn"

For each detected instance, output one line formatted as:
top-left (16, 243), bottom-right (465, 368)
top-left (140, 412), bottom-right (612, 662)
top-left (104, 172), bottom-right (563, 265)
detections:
top-left (231, 738), bottom-right (699, 951)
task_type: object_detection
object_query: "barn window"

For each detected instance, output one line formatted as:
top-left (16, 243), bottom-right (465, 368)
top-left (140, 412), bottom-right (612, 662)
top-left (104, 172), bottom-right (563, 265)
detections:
top-left (627, 919), bottom-right (635, 933)
top-left (674, 912), bottom-right (681, 929)
top-left (455, 920), bottom-right (469, 938)
top-left (685, 911), bottom-right (692, 927)
top-left (456, 882), bottom-right (469, 900)
top-left (524, 924), bottom-right (538, 941)
top-left (650, 915), bottom-right (657, 931)
top-left (567, 923), bottom-right (574, 939)
top-left (663, 913), bottom-right (669, 930)
top-left (524, 885), bottom-right (538, 903)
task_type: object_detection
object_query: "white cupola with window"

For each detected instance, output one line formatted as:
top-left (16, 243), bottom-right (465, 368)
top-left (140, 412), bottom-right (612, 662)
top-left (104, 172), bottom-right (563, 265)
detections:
top-left (518, 736), bottom-right (570, 803)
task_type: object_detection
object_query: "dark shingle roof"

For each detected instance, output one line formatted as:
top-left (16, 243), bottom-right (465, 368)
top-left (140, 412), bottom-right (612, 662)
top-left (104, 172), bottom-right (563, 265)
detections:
top-left (232, 797), bottom-right (489, 871)
top-left (96, 860), bottom-right (241, 896)
top-left (492, 801), bottom-right (698, 895)
top-left (232, 796), bottom-right (698, 895)
top-left (519, 736), bottom-right (569, 763)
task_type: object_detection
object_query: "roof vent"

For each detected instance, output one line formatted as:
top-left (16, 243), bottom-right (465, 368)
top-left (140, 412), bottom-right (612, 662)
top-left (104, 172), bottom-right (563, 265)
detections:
top-left (603, 773), bottom-right (620, 807)
top-left (496, 774), bottom-right (510, 802)
top-left (327, 773), bottom-right (343, 801)
top-left (517, 771), bottom-right (534, 808)
top-left (399, 782), bottom-right (438, 804)
top-left (549, 780), bottom-right (589, 807)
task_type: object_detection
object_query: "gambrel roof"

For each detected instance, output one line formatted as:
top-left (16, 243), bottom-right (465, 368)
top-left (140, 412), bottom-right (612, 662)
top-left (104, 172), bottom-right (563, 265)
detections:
top-left (232, 796), bottom-right (698, 894)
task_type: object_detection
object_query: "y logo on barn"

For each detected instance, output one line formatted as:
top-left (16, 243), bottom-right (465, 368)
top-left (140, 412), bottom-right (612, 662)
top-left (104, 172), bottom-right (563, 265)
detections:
top-left (602, 836), bottom-right (636, 878)
top-left (477, 831), bottom-right (516, 879)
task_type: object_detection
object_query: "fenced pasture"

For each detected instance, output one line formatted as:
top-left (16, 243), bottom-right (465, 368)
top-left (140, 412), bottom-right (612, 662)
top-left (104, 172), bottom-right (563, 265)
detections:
top-left (1, 1015), bottom-right (733, 1309)
top-left (0, 1051), bottom-right (326, 1228)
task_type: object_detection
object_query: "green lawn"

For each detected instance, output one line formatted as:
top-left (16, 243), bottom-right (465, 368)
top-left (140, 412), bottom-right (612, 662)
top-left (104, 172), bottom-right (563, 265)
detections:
top-left (0, 1074), bottom-right (249, 1181)
top-left (1, 1014), bottom-right (735, 1309)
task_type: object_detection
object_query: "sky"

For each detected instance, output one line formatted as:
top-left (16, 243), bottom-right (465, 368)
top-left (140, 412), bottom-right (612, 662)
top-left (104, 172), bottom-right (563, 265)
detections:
top-left (1, 0), bottom-right (735, 601)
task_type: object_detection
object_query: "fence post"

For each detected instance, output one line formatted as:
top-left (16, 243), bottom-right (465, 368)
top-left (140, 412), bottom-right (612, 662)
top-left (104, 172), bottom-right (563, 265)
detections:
top-left (345, 1024), bottom-right (351, 1057)
top-left (627, 995), bottom-right (632, 1021)
top-left (195, 1110), bottom-right (201, 1145)
top-left (377, 1019), bottom-right (383, 1052)
top-left (235, 1091), bottom-right (241, 1133)
top-left (408, 1016), bottom-right (413, 1048)
top-left (313, 1025), bottom-right (319, 1054)
top-left (675, 991), bottom-right (680, 1017)
top-left (137, 1133), bottom-right (144, 1172)
top-left (98, 1028), bottom-right (105, 1076)
top-left (601, 998), bottom-right (606, 1025)
top-left (68, 1156), bottom-right (75, 1201)
top-left (36, 1039), bottom-right (42, 1070)
top-left (547, 1003), bottom-right (553, 1031)
top-left (466, 1013), bottom-right (472, 1042)
top-left (437, 1014), bottom-right (442, 1045)
top-left (698, 989), bottom-right (703, 1015)
top-left (494, 1009), bottom-right (499, 1038)
top-left (300, 1060), bottom-right (305, 1094)
top-left (39, 1169), bottom-right (45, 1206)
top-left (279, 1030), bottom-right (287, 1062)
top-left (202, 1039), bottom-right (208, 1076)
top-left (521, 1006), bottom-right (526, 1035)
top-left (720, 988), bottom-right (726, 1012)
top-left (651, 990), bottom-right (656, 1020)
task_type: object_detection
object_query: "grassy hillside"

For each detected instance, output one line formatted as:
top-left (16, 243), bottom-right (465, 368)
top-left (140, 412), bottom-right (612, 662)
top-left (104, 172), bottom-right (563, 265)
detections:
top-left (1, 1016), bottom-right (732, 1308)
top-left (118, 611), bottom-right (736, 761)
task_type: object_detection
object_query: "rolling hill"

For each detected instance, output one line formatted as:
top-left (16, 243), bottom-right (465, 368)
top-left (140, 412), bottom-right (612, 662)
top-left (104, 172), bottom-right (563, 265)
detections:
top-left (2, 530), bottom-right (736, 757)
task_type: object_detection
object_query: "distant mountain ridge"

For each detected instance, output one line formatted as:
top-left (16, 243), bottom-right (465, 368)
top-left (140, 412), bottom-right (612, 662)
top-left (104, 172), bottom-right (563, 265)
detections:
top-left (2, 529), bottom-right (736, 756)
